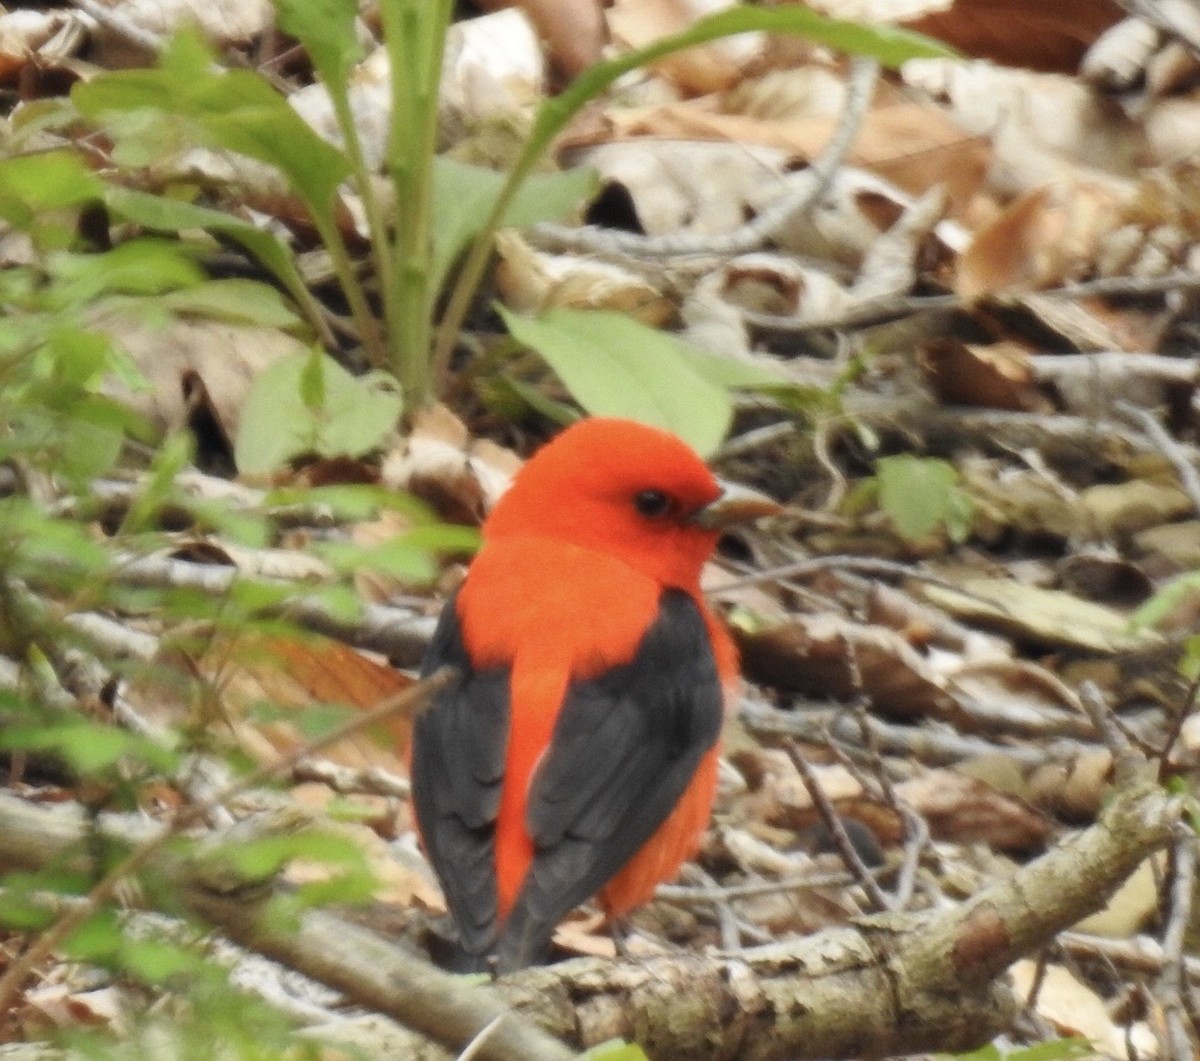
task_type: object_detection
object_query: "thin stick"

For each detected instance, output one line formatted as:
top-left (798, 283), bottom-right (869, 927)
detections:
top-left (784, 740), bottom-right (892, 913)
top-left (0, 667), bottom-right (455, 1013)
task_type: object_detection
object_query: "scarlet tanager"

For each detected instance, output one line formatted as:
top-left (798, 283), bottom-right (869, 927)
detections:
top-left (411, 417), bottom-right (779, 970)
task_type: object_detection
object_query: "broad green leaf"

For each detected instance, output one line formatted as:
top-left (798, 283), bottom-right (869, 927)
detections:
top-left (876, 454), bottom-right (972, 542)
top-left (160, 280), bottom-right (303, 329)
top-left (274, 0), bottom-right (362, 91)
top-left (498, 306), bottom-right (731, 456)
top-left (431, 159), bottom-right (596, 300)
top-left (0, 150), bottom-right (103, 230)
top-left (264, 483), bottom-right (432, 521)
top-left (74, 31), bottom-right (351, 220)
top-left (299, 346), bottom-right (325, 411)
top-left (234, 351), bottom-right (403, 474)
top-left (669, 338), bottom-right (792, 389)
top-left (105, 187), bottom-right (318, 324)
top-left (0, 721), bottom-right (172, 774)
top-left (1008, 1039), bottom-right (1096, 1061)
top-left (64, 909), bottom-right (123, 962)
top-left (121, 937), bottom-right (204, 984)
top-left (48, 239), bottom-right (205, 304)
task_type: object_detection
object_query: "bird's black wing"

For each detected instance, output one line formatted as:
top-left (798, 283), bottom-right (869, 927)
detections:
top-left (410, 590), bottom-right (510, 956)
top-left (495, 588), bottom-right (723, 970)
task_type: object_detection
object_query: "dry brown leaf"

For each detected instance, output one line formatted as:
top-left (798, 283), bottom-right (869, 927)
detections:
top-left (920, 579), bottom-right (1163, 654)
top-left (736, 613), bottom-right (957, 720)
top-left (494, 230), bottom-right (673, 323)
top-left (1072, 856), bottom-right (1162, 938)
top-left (902, 60), bottom-right (1141, 196)
top-left (1010, 961), bottom-right (1140, 1055)
top-left (441, 8), bottom-right (547, 132)
top-left (918, 338), bottom-right (1049, 412)
top-left (903, 0), bottom-right (1123, 74)
top-left (475, 0), bottom-right (604, 82)
top-left (591, 100), bottom-right (985, 217)
top-left (89, 0), bottom-right (274, 55)
top-left (1028, 750), bottom-right (1115, 819)
top-left (1081, 480), bottom-right (1194, 539)
top-left (1134, 520), bottom-right (1200, 571)
top-left (380, 404), bottom-right (521, 523)
top-left (608, 0), bottom-right (766, 94)
top-left (23, 983), bottom-right (128, 1035)
top-left (0, 10), bottom-right (86, 83)
top-left (561, 139), bottom-right (790, 236)
top-left (955, 180), bottom-right (1128, 299)
top-left (193, 633), bottom-right (413, 770)
top-left (97, 312), bottom-right (306, 442)
top-left (946, 657), bottom-right (1085, 722)
top-left (898, 770), bottom-right (1053, 851)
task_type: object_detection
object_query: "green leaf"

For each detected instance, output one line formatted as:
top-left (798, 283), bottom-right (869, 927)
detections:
top-left (64, 908), bottom-right (123, 963)
top-left (1008, 1039), bottom-right (1096, 1061)
top-left (0, 722), bottom-right (175, 774)
top-left (0, 149), bottom-right (103, 232)
top-left (247, 701), bottom-right (358, 740)
top-left (299, 347), bottom-right (326, 411)
top-left (121, 936), bottom-right (204, 984)
top-left (578, 1041), bottom-right (651, 1061)
top-left (669, 338), bottom-right (792, 390)
top-left (274, 0), bottom-right (363, 91)
top-left (74, 30), bottom-right (351, 221)
top-left (105, 187), bottom-right (319, 326)
top-left (159, 280), bottom-right (303, 328)
top-left (442, 4), bottom-right (955, 358)
top-left (431, 159), bottom-right (596, 301)
top-left (234, 351), bottom-right (404, 474)
top-left (1132, 572), bottom-right (1200, 630)
top-left (498, 306), bottom-right (732, 456)
top-left (875, 454), bottom-right (972, 542)
top-left (48, 239), bottom-right (206, 305)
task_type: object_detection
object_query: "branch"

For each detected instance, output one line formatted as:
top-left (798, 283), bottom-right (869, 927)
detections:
top-left (0, 763), bottom-right (1178, 1059)
top-left (493, 766), bottom-right (1179, 1059)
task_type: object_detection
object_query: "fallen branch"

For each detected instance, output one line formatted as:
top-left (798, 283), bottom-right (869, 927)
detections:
top-left (0, 759), bottom-right (1179, 1058)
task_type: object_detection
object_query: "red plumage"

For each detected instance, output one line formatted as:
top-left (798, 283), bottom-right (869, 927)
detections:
top-left (411, 418), bottom-right (775, 970)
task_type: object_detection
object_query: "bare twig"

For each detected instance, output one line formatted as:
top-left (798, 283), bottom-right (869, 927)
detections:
top-left (530, 58), bottom-right (880, 260)
top-left (1116, 400), bottom-right (1200, 517)
top-left (784, 740), bottom-right (893, 913)
top-left (0, 668), bottom-right (455, 1014)
top-left (1157, 826), bottom-right (1199, 1060)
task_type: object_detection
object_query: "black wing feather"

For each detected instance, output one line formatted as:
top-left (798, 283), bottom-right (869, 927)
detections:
top-left (496, 589), bottom-right (722, 969)
top-left (411, 591), bottom-right (510, 956)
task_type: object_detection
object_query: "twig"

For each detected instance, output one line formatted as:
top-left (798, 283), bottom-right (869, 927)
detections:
top-left (0, 668), bottom-right (455, 1014)
top-left (1157, 676), bottom-right (1200, 782)
top-left (1157, 826), bottom-right (1199, 1060)
top-left (1116, 400), bottom-right (1200, 518)
top-left (70, 0), bottom-right (164, 53)
top-left (95, 553), bottom-right (436, 664)
top-left (784, 740), bottom-right (893, 913)
top-left (530, 58), bottom-right (880, 260)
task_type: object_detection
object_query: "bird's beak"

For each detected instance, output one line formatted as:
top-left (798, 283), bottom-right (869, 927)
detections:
top-left (691, 480), bottom-right (783, 531)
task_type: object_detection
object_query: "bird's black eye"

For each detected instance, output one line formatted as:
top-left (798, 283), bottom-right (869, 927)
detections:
top-left (634, 489), bottom-right (673, 518)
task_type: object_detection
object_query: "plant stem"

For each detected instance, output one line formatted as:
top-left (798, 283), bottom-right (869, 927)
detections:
top-left (382, 0), bottom-right (453, 410)
top-left (313, 214), bottom-right (385, 366)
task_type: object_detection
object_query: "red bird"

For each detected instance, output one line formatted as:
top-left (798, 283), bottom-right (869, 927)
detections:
top-left (411, 417), bottom-right (778, 970)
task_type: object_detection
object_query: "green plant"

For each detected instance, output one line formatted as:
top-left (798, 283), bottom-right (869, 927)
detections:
top-left (868, 454), bottom-right (974, 543)
top-left (62, 2), bottom-right (950, 467)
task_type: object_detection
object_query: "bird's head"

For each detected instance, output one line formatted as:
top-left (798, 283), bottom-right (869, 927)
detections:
top-left (483, 418), bottom-right (779, 591)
